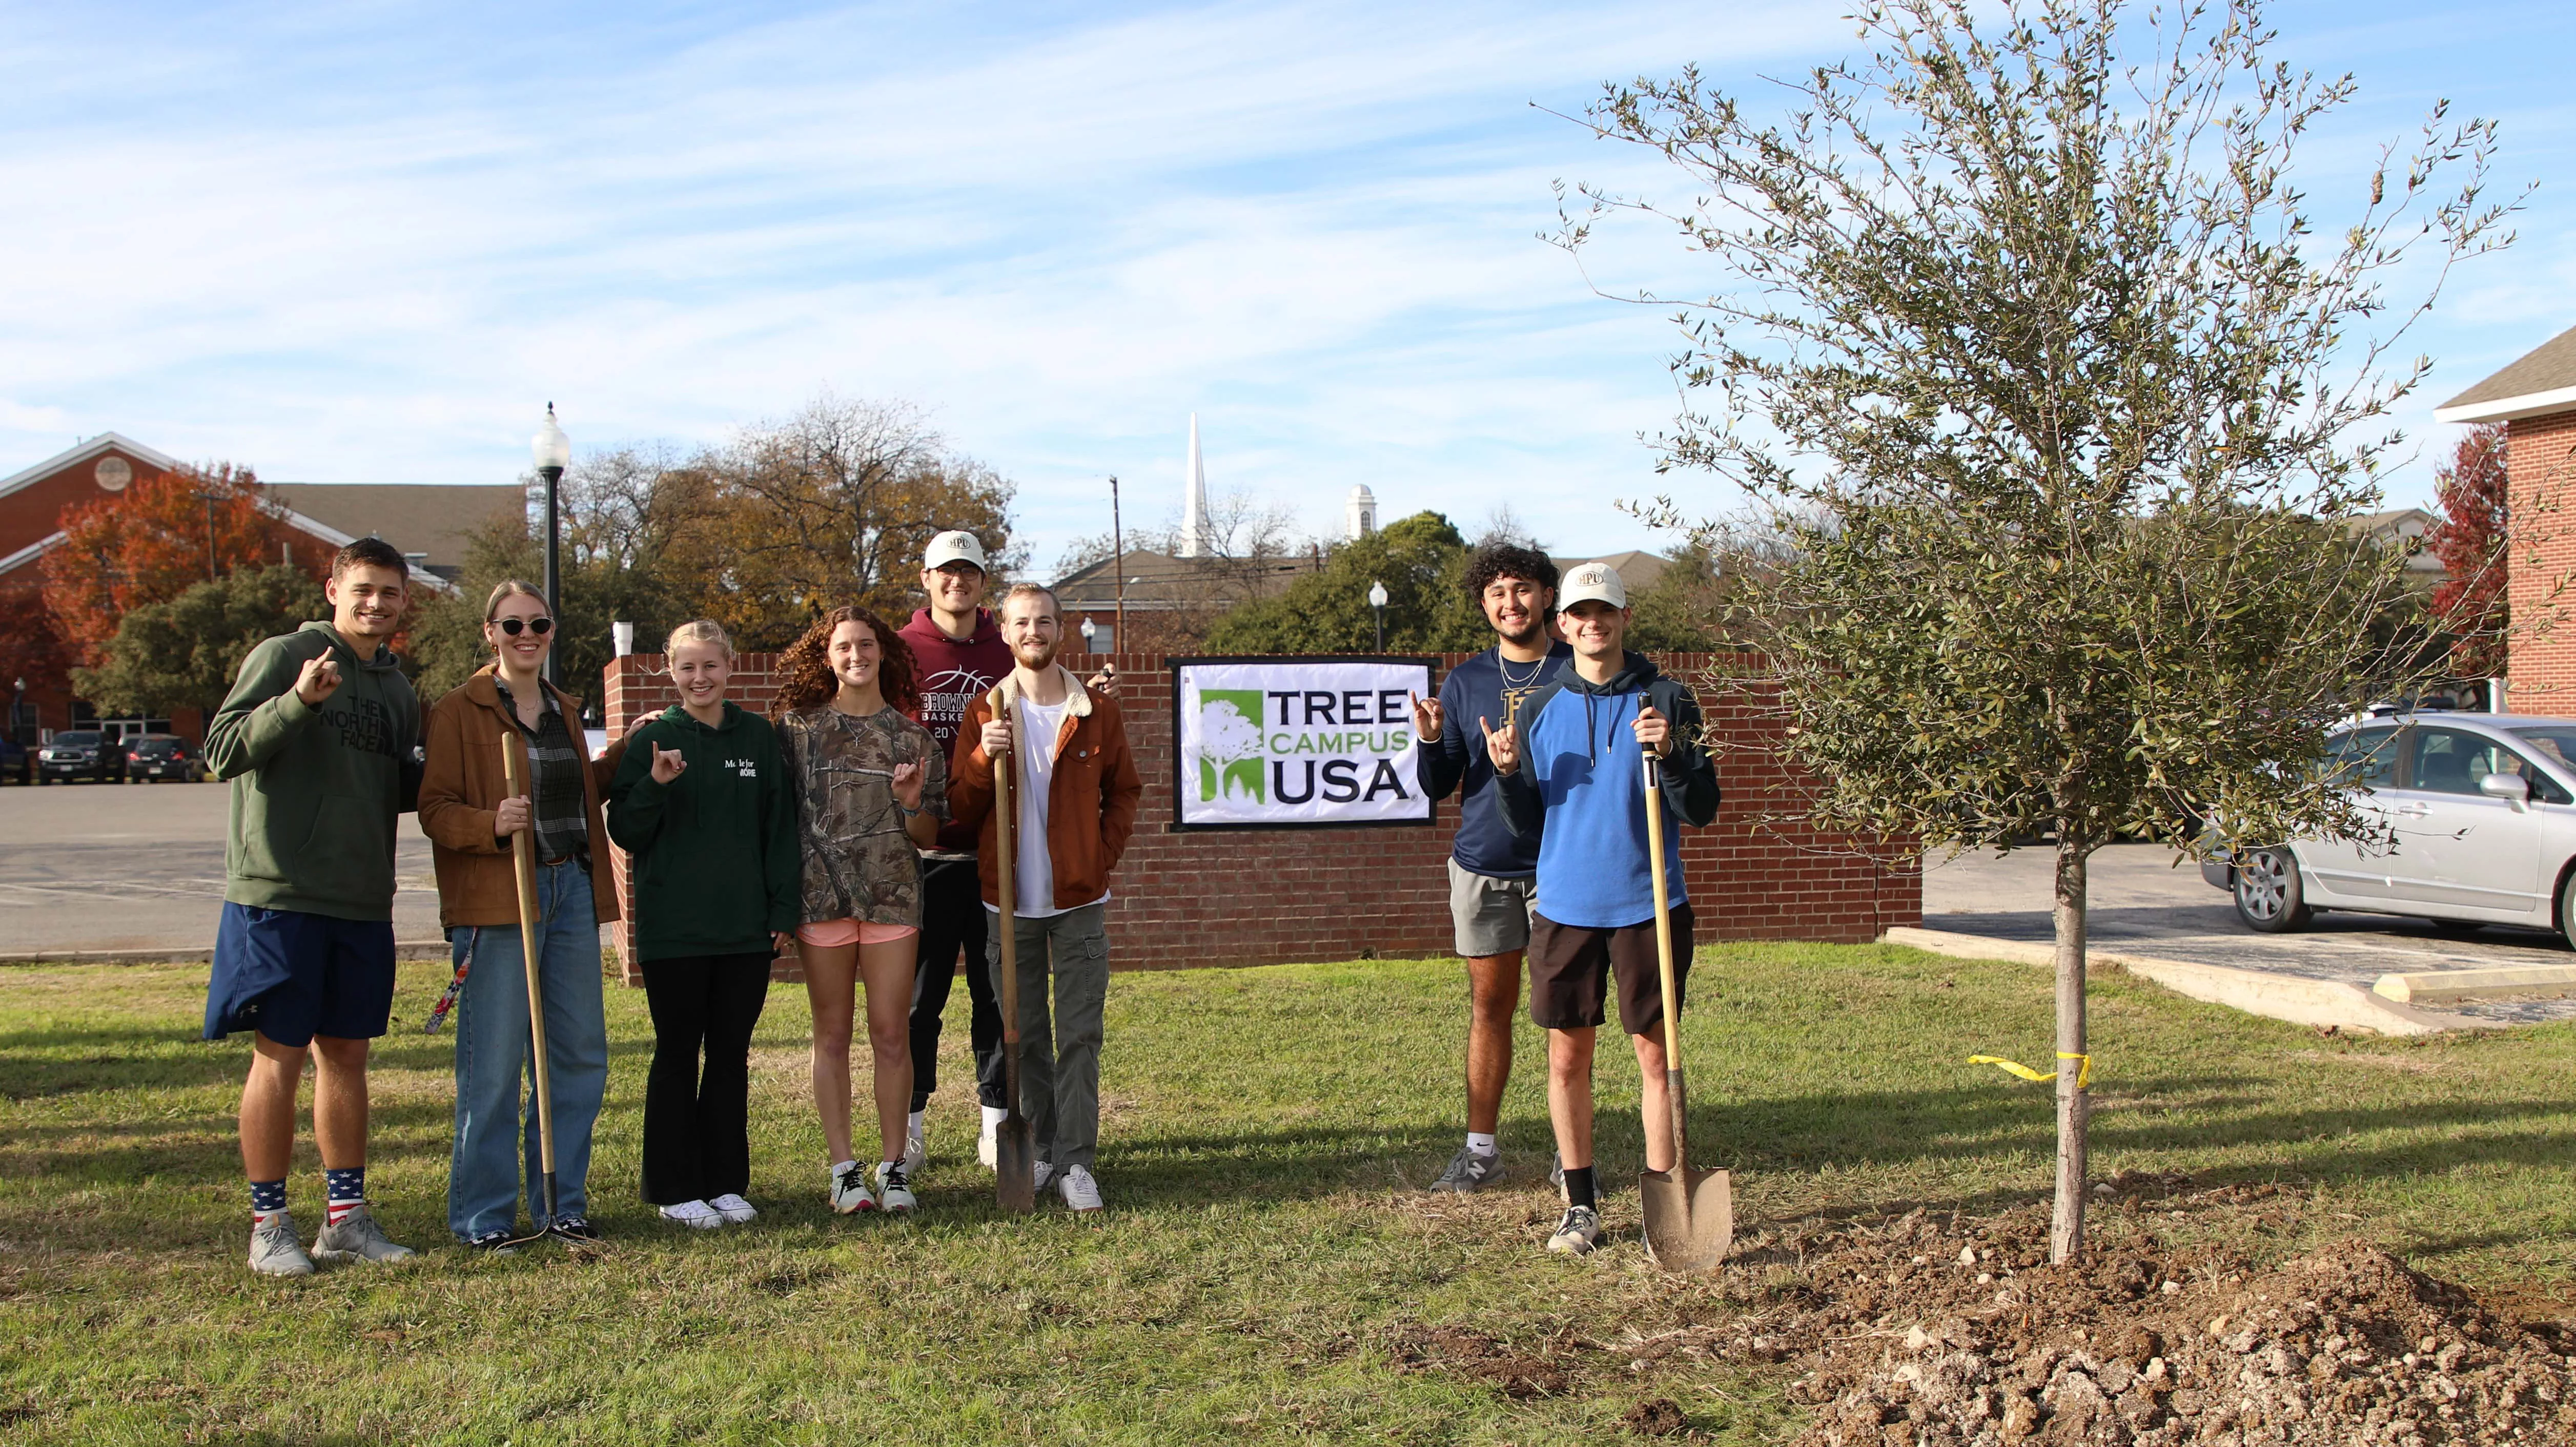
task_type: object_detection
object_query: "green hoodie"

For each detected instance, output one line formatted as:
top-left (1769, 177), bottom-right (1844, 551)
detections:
top-left (607, 702), bottom-right (799, 963)
top-left (207, 621), bottom-right (422, 921)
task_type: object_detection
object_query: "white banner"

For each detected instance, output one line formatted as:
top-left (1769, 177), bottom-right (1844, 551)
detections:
top-left (1173, 657), bottom-right (1435, 829)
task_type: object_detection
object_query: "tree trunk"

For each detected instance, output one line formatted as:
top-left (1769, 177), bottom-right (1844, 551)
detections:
top-left (2050, 835), bottom-right (2090, 1264)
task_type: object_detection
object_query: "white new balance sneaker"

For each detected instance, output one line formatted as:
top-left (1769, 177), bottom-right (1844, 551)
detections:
top-left (708, 1193), bottom-right (757, 1225)
top-left (829, 1161), bottom-right (875, 1214)
top-left (1058, 1165), bottom-right (1103, 1213)
top-left (659, 1200), bottom-right (723, 1230)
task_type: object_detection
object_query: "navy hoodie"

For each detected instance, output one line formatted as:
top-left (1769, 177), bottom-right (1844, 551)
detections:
top-left (1495, 651), bottom-right (1720, 927)
top-left (1416, 643), bottom-right (1573, 877)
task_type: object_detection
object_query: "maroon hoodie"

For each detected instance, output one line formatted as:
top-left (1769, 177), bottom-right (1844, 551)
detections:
top-left (900, 606), bottom-right (1014, 855)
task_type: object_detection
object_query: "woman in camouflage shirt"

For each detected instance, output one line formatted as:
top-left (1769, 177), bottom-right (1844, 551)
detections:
top-left (775, 606), bottom-right (947, 1215)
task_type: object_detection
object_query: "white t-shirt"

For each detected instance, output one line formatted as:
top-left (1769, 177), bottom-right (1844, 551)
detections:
top-left (1011, 696), bottom-right (1070, 918)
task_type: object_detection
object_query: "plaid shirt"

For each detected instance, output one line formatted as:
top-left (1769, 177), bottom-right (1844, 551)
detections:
top-left (494, 679), bottom-right (590, 866)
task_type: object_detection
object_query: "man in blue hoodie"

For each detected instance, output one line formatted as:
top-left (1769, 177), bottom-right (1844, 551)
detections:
top-left (1409, 542), bottom-right (1571, 1192)
top-left (1491, 561), bottom-right (1719, 1256)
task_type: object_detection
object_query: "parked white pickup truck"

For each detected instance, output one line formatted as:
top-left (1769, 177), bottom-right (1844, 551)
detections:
top-left (2207, 713), bottom-right (2576, 946)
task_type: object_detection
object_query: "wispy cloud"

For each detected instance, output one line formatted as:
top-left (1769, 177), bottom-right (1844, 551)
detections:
top-left (0, 0), bottom-right (2569, 570)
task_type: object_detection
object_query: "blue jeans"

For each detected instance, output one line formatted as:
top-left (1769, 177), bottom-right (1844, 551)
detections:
top-left (447, 861), bottom-right (607, 1240)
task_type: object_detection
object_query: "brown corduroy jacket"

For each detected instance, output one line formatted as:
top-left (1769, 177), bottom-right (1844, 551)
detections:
top-left (418, 667), bottom-right (625, 928)
top-left (945, 665), bottom-right (1142, 913)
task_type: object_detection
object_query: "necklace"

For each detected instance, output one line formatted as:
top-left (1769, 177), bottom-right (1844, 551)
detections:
top-left (1497, 652), bottom-right (1546, 689)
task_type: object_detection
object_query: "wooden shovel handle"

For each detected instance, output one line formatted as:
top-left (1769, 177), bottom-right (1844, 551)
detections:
top-left (501, 729), bottom-right (555, 1175)
top-left (989, 688), bottom-right (1019, 1044)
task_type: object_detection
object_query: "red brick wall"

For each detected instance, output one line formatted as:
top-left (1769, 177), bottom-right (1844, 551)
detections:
top-left (600, 652), bottom-right (1919, 984)
top-left (2508, 411), bottom-right (2576, 712)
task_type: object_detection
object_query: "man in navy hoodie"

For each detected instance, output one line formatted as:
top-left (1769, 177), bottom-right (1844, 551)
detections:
top-left (898, 530), bottom-right (1016, 1177)
top-left (1491, 561), bottom-right (1719, 1256)
top-left (1410, 542), bottom-right (1571, 1192)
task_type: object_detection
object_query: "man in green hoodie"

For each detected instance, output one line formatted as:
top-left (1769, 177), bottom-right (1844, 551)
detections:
top-left (204, 536), bottom-right (423, 1276)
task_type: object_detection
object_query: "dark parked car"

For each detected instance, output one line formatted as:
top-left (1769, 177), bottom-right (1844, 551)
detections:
top-left (121, 733), bottom-right (200, 782)
top-left (36, 730), bottom-right (119, 783)
top-left (0, 735), bottom-right (29, 785)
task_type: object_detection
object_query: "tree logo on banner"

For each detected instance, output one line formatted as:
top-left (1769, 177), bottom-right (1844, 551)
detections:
top-left (1197, 690), bottom-right (1266, 803)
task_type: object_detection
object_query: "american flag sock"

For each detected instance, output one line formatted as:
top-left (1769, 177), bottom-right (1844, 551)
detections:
top-left (323, 1166), bottom-right (365, 1225)
top-left (249, 1178), bottom-right (288, 1221)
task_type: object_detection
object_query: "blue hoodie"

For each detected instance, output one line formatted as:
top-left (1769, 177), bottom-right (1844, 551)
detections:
top-left (1416, 642), bottom-right (1574, 877)
top-left (1495, 651), bottom-right (1720, 928)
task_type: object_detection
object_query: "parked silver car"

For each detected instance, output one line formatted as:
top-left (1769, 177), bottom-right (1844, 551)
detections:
top-left (2206, 713), bottom-right (2576, 946)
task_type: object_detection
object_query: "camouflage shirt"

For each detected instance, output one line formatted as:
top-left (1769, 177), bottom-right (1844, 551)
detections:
top-left (779, 704), bottom-right (950, 927)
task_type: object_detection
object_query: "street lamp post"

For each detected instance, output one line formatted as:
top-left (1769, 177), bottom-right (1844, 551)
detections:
top-left (1080, 616), bottom-right (1098, 654)
top-left (531, 404), bottom-right (573, 685)
top-left (1368, 580), bottom-right (1388, 653)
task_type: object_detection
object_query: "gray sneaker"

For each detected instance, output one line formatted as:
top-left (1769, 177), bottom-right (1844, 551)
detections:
top-left (312, 1203), bottom-right (416, 1265)
top-left (249, 1212), bottom-right (314, 1276)
top-left (1546, 1204), bottom-right (1602, 1256)
top-left (1429, 1146), bottom-right (1504, 1193)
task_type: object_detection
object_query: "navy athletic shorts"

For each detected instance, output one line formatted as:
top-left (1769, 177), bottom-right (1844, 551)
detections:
top-left (204, 903), bottom-right (398, 1046)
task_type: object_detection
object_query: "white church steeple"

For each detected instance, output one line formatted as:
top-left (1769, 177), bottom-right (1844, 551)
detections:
top-left (1179, 414), bottom-right (1214, 557)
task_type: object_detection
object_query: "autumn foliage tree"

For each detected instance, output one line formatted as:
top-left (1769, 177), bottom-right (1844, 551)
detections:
top-left (2427, 423), bottom-right (2509, 677)
top-left (39, 462), bottom-right (297, 667)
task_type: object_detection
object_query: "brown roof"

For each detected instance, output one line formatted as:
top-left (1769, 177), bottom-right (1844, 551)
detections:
top-left (264, 483), bottom-right (524, 576)
top-left (2436, 322), bottom-right (2576, 422)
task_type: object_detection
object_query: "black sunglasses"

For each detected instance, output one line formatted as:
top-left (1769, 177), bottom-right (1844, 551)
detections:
top-left (494, 616), bottom-right (555, 636)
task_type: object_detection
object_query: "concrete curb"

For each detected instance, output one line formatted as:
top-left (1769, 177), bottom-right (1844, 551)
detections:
top-left (1880, 926), bottom-right (2495, 1037)
top-left (2374, 963), bottom-right (2576, 1006)
top-left (0, 941), bottom-right (453, 966)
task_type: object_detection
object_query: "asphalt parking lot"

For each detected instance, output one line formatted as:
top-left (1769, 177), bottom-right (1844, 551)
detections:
top-left (1923, 842), bottom-right (2576, 1023)
top-left (0, 780), bottom-right (444, 958)
top-left (4, 785), bottom-right (2570, 1000)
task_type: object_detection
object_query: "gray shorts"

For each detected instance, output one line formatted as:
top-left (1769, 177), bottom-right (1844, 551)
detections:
top-left (1448, 858), bottom-right (1538, 958)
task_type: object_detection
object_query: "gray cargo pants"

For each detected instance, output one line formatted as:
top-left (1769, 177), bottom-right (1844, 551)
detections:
top-left (984, 901), bottom-right (1109, 1169)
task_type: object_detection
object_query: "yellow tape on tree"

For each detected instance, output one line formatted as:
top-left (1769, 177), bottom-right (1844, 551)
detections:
top-left (1967, 1052), bottom-right (2092, 1089)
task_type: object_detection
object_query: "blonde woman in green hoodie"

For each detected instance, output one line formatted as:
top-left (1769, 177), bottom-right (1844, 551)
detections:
top-left (607, 619), bottom-right (800, 1229)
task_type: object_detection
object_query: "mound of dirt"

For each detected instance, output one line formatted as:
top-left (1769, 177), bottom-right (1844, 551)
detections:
top-left (1727, 1183), bottom-right (2576, 1445)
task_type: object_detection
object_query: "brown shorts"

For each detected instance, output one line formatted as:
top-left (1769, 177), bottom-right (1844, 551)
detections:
top-left (1527, 904), bottom-right (1694, 1036)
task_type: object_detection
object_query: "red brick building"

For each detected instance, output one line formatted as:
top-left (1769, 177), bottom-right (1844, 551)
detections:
top-left (0, 432), bottom-right (515, 746)
top-left (2435, 323), bottom-right (2576, 713)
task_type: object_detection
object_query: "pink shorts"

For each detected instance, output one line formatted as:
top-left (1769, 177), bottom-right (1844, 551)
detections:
top-left (794, 919), bottom-right (918, 948)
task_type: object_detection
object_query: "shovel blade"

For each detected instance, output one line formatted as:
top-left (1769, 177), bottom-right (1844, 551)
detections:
top-left (1640, 1166), bottom-right (1733, 1273)
top-left (993, 1118), bottom-right (1038, 1213)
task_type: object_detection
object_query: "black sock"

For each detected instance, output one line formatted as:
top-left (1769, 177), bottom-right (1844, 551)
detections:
top-left (1563, 1166), bottom-right (1597, 1210)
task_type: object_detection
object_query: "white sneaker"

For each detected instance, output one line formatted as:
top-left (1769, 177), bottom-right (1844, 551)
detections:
top-left (1058, 1165), bottom-right (1103, 1213)
top-left (708, 1193), bottom-right (757, 1225)
top-left (874, 1162), bottom-right (918, 1215)
top-left (660, 1200), bottom-right (723, 1230)
top-left (977, 1120), bottom-right (998, 1170)
top-left (829, 1161), bottom-right (875, 1214)
top-left (903, 1119), bottom-right (927, 1179)
top-left (1032, 1160), bottom-right (1056, 1194)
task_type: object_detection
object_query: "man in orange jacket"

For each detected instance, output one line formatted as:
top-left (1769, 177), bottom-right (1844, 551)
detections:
top-left (945, 583), bottom-right (1142, 1212)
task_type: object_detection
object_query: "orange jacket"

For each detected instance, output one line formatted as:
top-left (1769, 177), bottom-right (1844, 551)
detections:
top-left (945, 666), bottom-right (1142, 913)
top-left (417, 667), bottom-right (624, 928)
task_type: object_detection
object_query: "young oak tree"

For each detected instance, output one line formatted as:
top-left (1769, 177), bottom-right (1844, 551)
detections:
top-left (1559, 0), bottom-right (2515, 1259)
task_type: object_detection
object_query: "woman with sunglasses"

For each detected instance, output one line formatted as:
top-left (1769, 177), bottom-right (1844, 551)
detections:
top-left (419, 581), bottom-right (624, 1250)
top-left (773, 605), bottom-right (946, 1215)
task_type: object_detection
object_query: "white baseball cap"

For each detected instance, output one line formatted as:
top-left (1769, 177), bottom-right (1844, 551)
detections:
top-left (923, 530), bottom-right (987, 571)
top-left (1556, 561), bottom-right (1627, 610)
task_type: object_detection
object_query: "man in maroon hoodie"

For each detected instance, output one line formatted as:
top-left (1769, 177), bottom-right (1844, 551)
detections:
top-left (898, 530), bottom-right (1016, 1177)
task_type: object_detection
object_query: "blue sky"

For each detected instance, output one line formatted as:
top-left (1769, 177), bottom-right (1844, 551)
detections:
top-left (2, 1), bottom-right (2569, 575)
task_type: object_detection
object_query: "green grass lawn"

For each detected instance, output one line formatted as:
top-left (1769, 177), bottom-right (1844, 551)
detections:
top-left (6, 943), bottom-right (2575, 1444)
